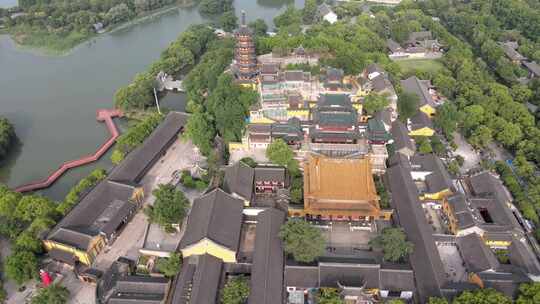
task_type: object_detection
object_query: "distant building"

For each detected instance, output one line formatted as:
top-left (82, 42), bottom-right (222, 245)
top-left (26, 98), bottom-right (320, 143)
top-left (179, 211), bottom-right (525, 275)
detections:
top-left (523, 61), bottom-right (540, 79)
top-left (317, 3), bottom-right (338, 24)
top-left (303, 154), bottom-right (389, 221)
top-left (500, 41), bottom-right (526, 64)
top-left (408, 111), bottom-right (435, 137)
top-left (387, 31), bottom-right (442, 59)
top-left (400, 76), bottom-right (439, 117)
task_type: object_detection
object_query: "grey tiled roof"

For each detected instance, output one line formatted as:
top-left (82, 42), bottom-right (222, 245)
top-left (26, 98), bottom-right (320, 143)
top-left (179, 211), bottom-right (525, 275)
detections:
top-left (456, 233), bottom-right (499, 272)
top-left (248, 209), bottom-right (286, 304)
top-left (523, 61), bottom-right (540, 77)
top-left (390, 120), bottom-right (415, 155)
top-left (190, 254), bottom-right (223, 304)
top-left (509, 238), bottom-right (540, 275)
top-left (48, 180), bottom-right (135, 250)
top-left (223, 161), bottom-right (255, 201)
top-left (410, 153), bottom-right (453, 194)
top-left (409, 110), bottom-right (433, 131)
top-left (386, 161), bottom-right (446, 301)
top-left (109, 112), bottom-right (188, 184)
top-left (179, 188), bottom-right (244, 251)
top-left (401, 76), bottom-right (435, 108)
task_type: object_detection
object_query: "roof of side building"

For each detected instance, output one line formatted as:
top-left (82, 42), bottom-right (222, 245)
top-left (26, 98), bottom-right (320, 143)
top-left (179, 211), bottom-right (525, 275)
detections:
top-left (390, 120), bottom-right (416, 155)
top-left (248, 209), bottom-right (286, 304)
top-left (223, 161), bottom-right (255, 201)
top-left (386, 162), bottom-right (446, 301)
top-left (48, 180), bottom-right (136, 250)
top-left (410, 153), bottom-right (453, 194)
top-left (109, 112), bottom-right (188, 184)
top-left (400, 76), bottom-right (435, 108)
top-left (179, 188), bottom-right (244, 251)
top-left (456, 233), bottom-right (500, 273)
top-left (189, 254), bottom-right (223, 304)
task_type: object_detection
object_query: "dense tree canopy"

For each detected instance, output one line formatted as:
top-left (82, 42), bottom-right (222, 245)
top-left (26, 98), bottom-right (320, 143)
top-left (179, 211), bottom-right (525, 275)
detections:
top-left (369, 227), bottom-right (413, 263)
top-left (145, 184), bottom-right (189, 231)
top-left (517, 282), bottom-right (540, 304)
top-left (279, 219), bottom-right (325, 263)
top-left (155, 252), bottom-right (181, 277)
top-left (397, 92), bottom-right (419, 122)
top-left (5, 250), bottom-right (39, 285)
top-left (452, 288), bottom-right (511, 304)
top-left (265, 139), bottom-right (295, 167)
top-left (31, 284), bottom-right (69, 304)
top-left (316, 288), bottom-right (344, 304)
top-left (0, 117), bottom-right (16, 161)
top-left (363, 93), bottom-right (390, 115)
top-left (220, 276), bottom-right (250, 304)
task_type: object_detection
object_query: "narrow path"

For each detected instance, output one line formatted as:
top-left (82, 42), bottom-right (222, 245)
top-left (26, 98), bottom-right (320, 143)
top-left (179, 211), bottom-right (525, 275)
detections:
top-left (14, 109), bottom-right (123, 193)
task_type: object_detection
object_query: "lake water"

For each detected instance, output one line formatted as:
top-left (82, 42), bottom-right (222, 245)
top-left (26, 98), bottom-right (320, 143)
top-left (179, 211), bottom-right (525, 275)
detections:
top-left (0, 0), bottom-right (302, 201)
top-left (0, 0), bottom-right (17, 8)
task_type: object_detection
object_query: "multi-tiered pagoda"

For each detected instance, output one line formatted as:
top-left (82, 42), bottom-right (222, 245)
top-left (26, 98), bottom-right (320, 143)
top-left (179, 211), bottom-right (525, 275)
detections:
top-left (232, 11), bottom-right (259, 84)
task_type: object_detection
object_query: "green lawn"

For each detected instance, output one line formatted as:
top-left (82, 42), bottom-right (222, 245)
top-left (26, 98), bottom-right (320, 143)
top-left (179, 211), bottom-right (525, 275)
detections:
top-left (397, 58), bottom-right (445, 74)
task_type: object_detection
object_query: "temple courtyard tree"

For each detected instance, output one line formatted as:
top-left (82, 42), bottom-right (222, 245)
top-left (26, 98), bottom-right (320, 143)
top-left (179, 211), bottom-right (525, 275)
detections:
top-left (266, 139), bottom-right (294, 168)
top-left (317, 288), bottom-right (344, 304)
top-left (155, 253), bottom-right (182, 277)
top-left (145, 184), bottom-right (189, 232)
top-left (220, 276), bottom-right (250, 304)
top-left (369, 227), bottom-right (413, 263)
top-left (453, 288), bottom-right (511, 304)
top-left (397, 92), bottom-right (419, 122)
top-left (31, 284), bottom-right (69, 304)
top-left (517, 282), bottom-right (540, 304)
top-left (279, 219), bottom-right (325, 263)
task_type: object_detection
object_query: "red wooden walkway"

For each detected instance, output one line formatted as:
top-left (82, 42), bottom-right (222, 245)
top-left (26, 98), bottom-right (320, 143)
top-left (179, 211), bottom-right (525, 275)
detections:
top-left (14, 109), bottom-right (123, 193)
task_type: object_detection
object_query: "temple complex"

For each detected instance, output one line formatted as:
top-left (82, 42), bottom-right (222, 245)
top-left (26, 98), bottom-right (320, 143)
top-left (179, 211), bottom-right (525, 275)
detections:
top-left (232, 11), bottom-right (259, 85)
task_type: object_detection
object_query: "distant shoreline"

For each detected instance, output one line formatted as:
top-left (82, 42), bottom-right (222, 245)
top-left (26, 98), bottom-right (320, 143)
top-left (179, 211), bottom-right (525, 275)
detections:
top-left (5, 0), bottom-right (197, 57)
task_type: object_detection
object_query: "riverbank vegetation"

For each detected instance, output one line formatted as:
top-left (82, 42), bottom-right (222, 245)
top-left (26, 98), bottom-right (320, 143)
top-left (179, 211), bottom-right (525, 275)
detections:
top-left (111, 112), bottom-right (164, 164)
top-left (114, 24), bottom-right (216, 110)
top-left (0, 117), bottom-right (16, 162)
top-left (3, 0), bottom-right (188, 53)
top-left (56, 168), bottom-right (107, 215)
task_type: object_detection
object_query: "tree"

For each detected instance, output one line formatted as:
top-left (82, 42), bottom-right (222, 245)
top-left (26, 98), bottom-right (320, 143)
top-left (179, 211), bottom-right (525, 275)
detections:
top-left (428, 297), bottom-right (449, 304)
top-left (496, 122), bottom-right (522, 147)
top-left (317, 288), bottom-right (343, 304)
top-left (462, 105), bottom-right (485, 132)
top-left (279, 219), bottom-right (325, 263)
top-left (469, 125), bottom-right (492, 149)
top-left (5, 250), bottom-right (39, 285)
top-left (220, 276), bottom-right (250, 304)
top-left (219, 11), bottom-right (238, 32)
top-left (145, 184), bottom-right (189, 230)
top-left (453, 288), bottom-right (511, 304)
top-left (155, 253), bottom-right (181, 277)
top-left (397, 92), bottom-right (419, 122)
top-left (417, 138), bottom-right (433, 154)
top-left (511, 84), bottom-right (532, 104)
top-left (266, 139), bottom-right (294, 167)
top-left (517, 282), bottom-right (540, 304)
top-left (363, 93), bottom-right (390, 115)
top-left (302, 0), bottom-right (318, 24)
top-left (369, 227), bottom-right (413, 263)
top-left (431, 135), bottom-right (445, 155)
top-left (240, 157), bottom-right (257, 168)
top-left (248, 19), bottom-right (268, 36)
top-left (433, 103), bottom-right (460, 140)
top-left (185, 110), bottom-right (215, 156)
top-left (31, 284), bottom-right (69, 304)
top-left (0, 117), bottom-right (16, 160)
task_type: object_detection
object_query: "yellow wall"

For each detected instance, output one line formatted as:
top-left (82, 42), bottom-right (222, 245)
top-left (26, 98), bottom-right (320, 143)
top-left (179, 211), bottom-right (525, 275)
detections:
top-left (421, 188), bottom-right (452, 201)
top-left (43, 236), bottom-right (105, 266)
top-left (181, 239), bottom-right (237, 263)
top-left (484, 239), bottom-right (511, 248)
top-left (420, 104), bottom-right (436, 116)
top-left (409, 127), bottom-right (435, 137)
top-left (249, 116), bottom-right (275, 124)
